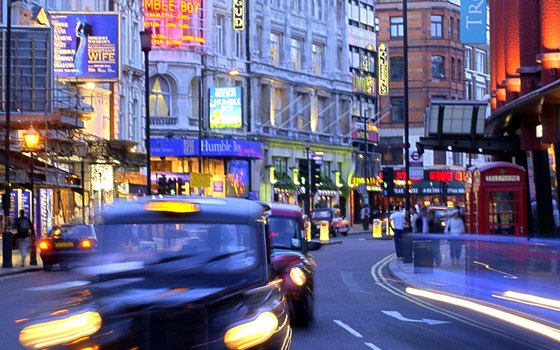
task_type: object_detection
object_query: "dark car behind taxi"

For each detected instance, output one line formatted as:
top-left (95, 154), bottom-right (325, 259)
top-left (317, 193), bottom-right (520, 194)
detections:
top-left (266, 202), bottom-right (321, 326)
top-left (19, 197), bottom-right (292, 350)
top-left (38, 224), bottom-right (98, 271)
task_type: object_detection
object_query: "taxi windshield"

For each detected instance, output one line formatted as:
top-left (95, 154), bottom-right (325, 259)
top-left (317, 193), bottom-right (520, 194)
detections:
top-left (312, 210), bottom-right (331, 219)
top-left (269, 217), bottom-right (299, 248)
top-left (94, 223), bottom-right (260, 274)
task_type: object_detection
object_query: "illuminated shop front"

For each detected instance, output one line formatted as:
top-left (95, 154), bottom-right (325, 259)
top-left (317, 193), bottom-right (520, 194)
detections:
top-left (150, 138), bottom-right (262, 198)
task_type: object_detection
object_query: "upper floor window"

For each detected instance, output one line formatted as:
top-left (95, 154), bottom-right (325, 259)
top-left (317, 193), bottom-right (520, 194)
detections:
top-left (451, 57), bottom-right (455, 80)
top-left (292, 0), bottom-right (302, 13)
top-left (149, 76), bottom-right (171, 117)
top-left (390, 56), bottom-right (404, 81)
top-left (390, 17), bottom-right (404, 38)
top-left (270, 32), bottom-right (282, 66)
top-left (457, 59), bottom-right (462, 81)
top-left (465, 47), bottom-right (472, 70)
top-left (290, 38), bottom-right (303, 70)
top-left (433, 151), bottom-right (447, 165)
top-left (313, 0), bottom-right (323, 20)
top-left (390, 97), bottom-right (404, 122)
top-left (476, 50), bottom-right (486, 73)
top-left (465, 79), bottom-right (473, 99)
top-left (216, 15), bottom-right (225, 55)
top-left (432, 56), bottom-right (445, 79)
top-left (375, 17), bottom-right (380, 33)
top-left (431, 15), bottom-right (443, 38)
top-left (476, 83), bottom-right (486, 100)
top-left (273, 157), bottom-right (288, 174)
top-left (450, 17), bottom-right (454, 40)
top-left (234, 31), bottom-right (243, 58)
top-left (312, 43), bottom-right (324, 75)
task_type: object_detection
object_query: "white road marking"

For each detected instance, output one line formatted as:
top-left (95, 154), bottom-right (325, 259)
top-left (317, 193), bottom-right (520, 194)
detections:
top-left (333, 319), bottom-right (363, 338)
top-left (341, 271), bottom-right (367, 293)
top-left (364, 342), bottom-right (383, 350)
top-left (382, 310), bottom-right (450, 325)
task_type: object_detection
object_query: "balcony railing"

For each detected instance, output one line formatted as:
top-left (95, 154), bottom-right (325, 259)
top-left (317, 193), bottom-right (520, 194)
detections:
top-left (151, 116), bottom-right (179, 126)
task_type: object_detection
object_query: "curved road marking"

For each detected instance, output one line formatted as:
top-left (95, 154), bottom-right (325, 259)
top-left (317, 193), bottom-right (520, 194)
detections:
top-left (341, 271), bottom-right (367, 293)
top-left (371, 254), bottom-right (555, 348)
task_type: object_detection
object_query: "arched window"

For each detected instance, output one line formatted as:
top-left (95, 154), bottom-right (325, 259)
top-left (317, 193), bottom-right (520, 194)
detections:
top-left (149, 75), bottom-right (171, 117)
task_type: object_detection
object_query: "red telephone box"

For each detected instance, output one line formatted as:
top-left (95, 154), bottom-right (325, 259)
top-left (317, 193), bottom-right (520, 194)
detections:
top-left (471, 162), bottom-right (527, 236)
top-left (464, 167), bottom-right (474, 233)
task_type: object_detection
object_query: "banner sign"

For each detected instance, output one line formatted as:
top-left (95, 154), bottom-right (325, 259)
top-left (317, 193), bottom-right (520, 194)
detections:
top-left (352, 74), bottom-right (376, 96)
top-left (227, 160), bottom-right (249, 198)
top-left (209, 87), bottom-right (243, 129)
top-left (144, 0), bottom-right (205, 49)
top-left (151, 138), bottom-right (263, 158)
top-left (378, 43), bottom-right (389, 95)
top-left (232, 0), bottom-right (245, 31)
top-left (351, 118), bottom-right (378, 142)
top-left (347, 25), bottom-right (376, 49)
top-left (51, 12), bottom-right (120, 81)
top-left (460, 0), bottom-right (488, 44)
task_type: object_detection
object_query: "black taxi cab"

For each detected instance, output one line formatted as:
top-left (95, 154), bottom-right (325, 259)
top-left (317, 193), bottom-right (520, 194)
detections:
top-left (19, 197), bottom-right (292, 350)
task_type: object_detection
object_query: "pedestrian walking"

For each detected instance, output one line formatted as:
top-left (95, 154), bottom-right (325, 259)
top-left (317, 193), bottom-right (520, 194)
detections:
top-left (14, 209), bottom-right (33, 267)
top-left (446, 209), bottom-right (465, 265)
top-left (410, 207), bottom-right (421, 233)
top-left (427, 209), bottom-right (442, 266)
top-left (360, 206), bottom-right (369, 230)
top-left (390, 209), bottom-right (405, 259)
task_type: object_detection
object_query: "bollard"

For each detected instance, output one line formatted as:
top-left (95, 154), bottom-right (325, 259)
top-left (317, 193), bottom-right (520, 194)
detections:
top-left (319, 221), bottom-right (329, 242)
top-left (413, 239), bottom-right (433, 274)
top-left (373, 219), bottom-right (382, 239)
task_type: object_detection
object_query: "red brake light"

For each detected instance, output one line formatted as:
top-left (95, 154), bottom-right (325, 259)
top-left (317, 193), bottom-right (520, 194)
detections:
top-left (81, 239), bottom-right (92, 249)
top-left (38, 240), bottom-right (50, 250)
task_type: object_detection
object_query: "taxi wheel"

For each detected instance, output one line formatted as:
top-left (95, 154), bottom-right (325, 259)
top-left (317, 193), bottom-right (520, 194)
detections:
top-left (43, 263), bottom-right (54, 271)
top-left (331, 228), bottom-right (337, 237)
top-left (293, 294), bottom-right (314, 327)
top-left (341, 227), bottom-right (348, 236)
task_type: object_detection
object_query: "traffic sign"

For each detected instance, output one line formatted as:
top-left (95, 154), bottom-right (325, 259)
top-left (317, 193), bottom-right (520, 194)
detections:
top-left (411, 151), bottom-right (421, 161)
top-left (357, 184), bottom-right (367, 194)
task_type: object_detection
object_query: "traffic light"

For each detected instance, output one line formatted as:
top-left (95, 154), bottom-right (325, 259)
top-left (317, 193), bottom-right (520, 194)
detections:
top-left (157, 176), bottom-right (167, 195)
top-left (178, 178), bottom-right (189, 195)
top-left (167, 178), bottom-right (177, 195)
top-left (381, 167), bottom-right (394, 195)
top-left (299, 159), bottom-right (309, 186)
top-left (442, 181), bottom-right (448, 194)
top-left (311, 159), bottom-right (322, 192)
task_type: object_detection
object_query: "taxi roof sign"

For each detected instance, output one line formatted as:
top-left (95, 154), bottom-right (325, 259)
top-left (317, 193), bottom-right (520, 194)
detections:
top-left (144, 201), bottom-right (200, 213)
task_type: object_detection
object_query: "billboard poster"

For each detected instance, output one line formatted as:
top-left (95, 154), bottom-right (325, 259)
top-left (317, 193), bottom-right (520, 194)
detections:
top-left (460, 0), bottom-right (488, 44)
top-left (144, 0), bottom-right (205, 49)
top-left (227, 160), bottom-right (249, 198)
top-left (351, 118), bottom-right (378, 142)
top-left (51, 12), bottom-right (120, 81)
top-left (209, 87), bottom-right (243, 129)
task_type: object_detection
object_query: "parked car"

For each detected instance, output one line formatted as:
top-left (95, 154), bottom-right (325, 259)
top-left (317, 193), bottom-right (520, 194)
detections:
top-left (311, 208), bottom-right (349, 237)
top-left (20, 197), bottom-right (292, 350)
top-left (38, 224), bottom-right (98, 271)
top-left (266, 202), bottom-right (321, 326)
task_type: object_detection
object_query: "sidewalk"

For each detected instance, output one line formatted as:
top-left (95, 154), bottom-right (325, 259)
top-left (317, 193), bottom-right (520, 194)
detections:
top-left (387, 240), bottom-right (560, 328)
top-left (0, 238), bottom-right (43, 277)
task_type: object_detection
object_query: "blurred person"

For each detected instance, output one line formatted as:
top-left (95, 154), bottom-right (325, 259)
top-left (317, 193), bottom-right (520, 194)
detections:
top-left (446, 210), bottom-right (465, 265)
top-left (14, 209), bottom-right (33, 267)
top-left (390, 209), bottom-right (405, 259)
top-left (427, 209), bottom-right (441, 266)
top-left (360, 206), bottom-right (369, 230)
top-left (419, 207), bottom-right (429, 233)
top-left (410, 207), bottom-right (421, 233)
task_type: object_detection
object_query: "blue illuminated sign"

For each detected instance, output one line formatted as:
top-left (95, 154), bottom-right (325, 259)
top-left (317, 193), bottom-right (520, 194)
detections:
top-left (151, 138), bottom-right (263, 159)
top-left (460, 0), bottom-right (488, 44)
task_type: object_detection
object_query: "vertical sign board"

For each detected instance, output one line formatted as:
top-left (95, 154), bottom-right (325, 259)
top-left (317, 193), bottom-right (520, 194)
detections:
top-left (460, 0), bottom-right (488, 44)
top-left (209, 87), bottom-right (243, 129)
top-left (232, 0), bottom-right (245, 31)
top-left (378, 43), bottom-right (389, 96)
top-left (50, 12), bottom-right (120, 81)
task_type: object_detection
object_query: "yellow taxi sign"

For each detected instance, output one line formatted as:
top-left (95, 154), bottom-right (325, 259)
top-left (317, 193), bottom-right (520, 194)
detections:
top-left (144, 201), bottom-right (200, 213)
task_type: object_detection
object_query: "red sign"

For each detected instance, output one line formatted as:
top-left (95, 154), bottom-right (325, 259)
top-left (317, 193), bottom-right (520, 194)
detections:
top-left (144, 0), bottom-right (205, 49)
top-left (394, 170), bottom-right (466, 182)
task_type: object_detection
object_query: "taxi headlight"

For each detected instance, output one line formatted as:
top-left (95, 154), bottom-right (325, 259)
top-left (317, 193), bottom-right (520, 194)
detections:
top-left (224, 312), bottom-right (278, 350)
top-left (19, 311), bottom-right (102, 349)
top-left (289, 266), bottom-right (307, 286)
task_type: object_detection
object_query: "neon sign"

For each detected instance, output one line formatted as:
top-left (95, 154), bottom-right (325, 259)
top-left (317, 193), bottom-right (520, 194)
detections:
top-left (144, 0), bottom-right (205, 49)
top-left (378, 43), bottom-right (389, 96)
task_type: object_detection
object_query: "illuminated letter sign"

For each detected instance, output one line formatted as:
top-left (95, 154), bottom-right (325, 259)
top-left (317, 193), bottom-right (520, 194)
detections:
top-left (378, 43), bottom-right (389, 96)
top-left (232, 0), bottom-right (245, 31)
top-left (144, 0), bottom-right (205, 49)
top-left (460, 0), bottom-right (487, 44)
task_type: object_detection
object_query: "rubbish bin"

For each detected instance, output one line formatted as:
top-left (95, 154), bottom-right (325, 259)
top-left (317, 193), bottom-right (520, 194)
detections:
top-left (319, 221), bottom-right (329, 242)
top-left (413, 239), bottom-right (434, 274)
top-left (372, 219), bottom-right (382, 239)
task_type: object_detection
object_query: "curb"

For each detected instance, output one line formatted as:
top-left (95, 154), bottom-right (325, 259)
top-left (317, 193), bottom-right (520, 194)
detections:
top-left (0, 266), bottom-right (42, 278)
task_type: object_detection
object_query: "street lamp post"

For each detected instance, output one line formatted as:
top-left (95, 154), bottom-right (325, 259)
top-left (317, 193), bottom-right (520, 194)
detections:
top-left (402, 0), bottom-right (413, 263)
top-left (74, 140), bottom-right (88, 224)
top-left (23, 125), bottom-right (40, 266)
top-left (140, 29), bottom-right (152, 195)
top-left (304, 142), bottom-right (311, 218)
top-left (363, 107), bottom-right (369, 230)
top-left (2, 0), bottom-right (14, 268)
